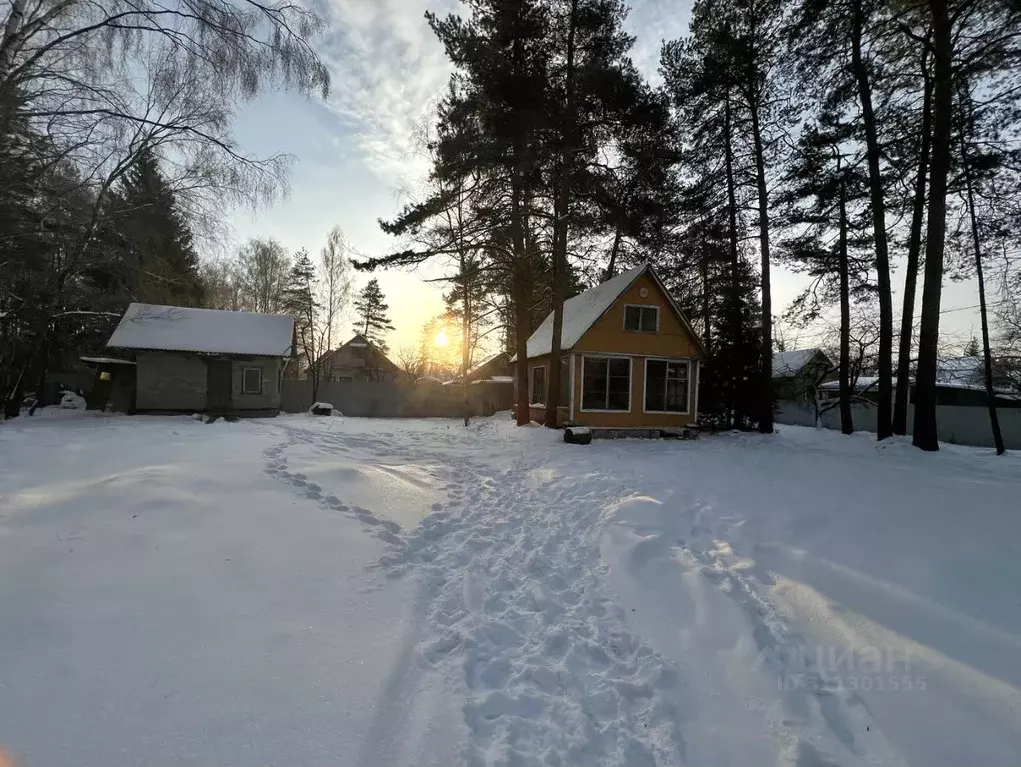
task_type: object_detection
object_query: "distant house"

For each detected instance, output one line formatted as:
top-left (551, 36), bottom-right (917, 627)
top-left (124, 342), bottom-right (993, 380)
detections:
top-left (517, 263), bottom-right (704, 429)
top-left (316, 334), bottom-right (401, 383)
top-left (466, 351), bottom-right (513, 382)
top-left (772, 349), bottom-right (834, 403)
top-left (817, 376), bottom-right (883, 405)
top-left (104, 303), bottom-right (294, 414)
top-left (816, 360), bottom-right (1021, 408)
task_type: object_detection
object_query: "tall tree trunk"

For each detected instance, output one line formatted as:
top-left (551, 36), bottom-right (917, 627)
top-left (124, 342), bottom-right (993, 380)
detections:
top-left (512, 248), bottom-right (531, 426)
top-left (894, 54), bottom-right (932, 435)
top-left (749, 94), bottom-right (773, 434)
top-left (723, 89), bottom-right (743, 429)
top-left (701, 223), bottom-right (712, 353)
top-left (603, 226), bottom-right (623, 282)
top-left (959, 91), bottom-right (1005, 454)
top-left (851, 3), bottom-right (893, 440)
top-left (510, 33), bottom-right (531, 428)
top-left (544, 0), bottom-right (578, 429)
top-left (0, 0), bottom-right (27, 78)
top-left (838, 175), bottom-right (854, 435)
top-left (462, 274), bottom-right (471, 427)
top-left (913, 0), bottom-right (953, 451)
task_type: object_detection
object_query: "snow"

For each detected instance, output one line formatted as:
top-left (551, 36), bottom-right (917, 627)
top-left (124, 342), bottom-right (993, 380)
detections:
top-left (468, 352), bottom-right (509, 377)
top-left (525, 265), bottom-right (645, 358)
top-left (58, 389), bottom-right (86, 409)
top-left (774, 348), bottom-right (830, 378)
top-left (819, 375), bottom-right (880, 392)
top-left (936, 356), bottom-right (984, 386)
top-left (1, 414), bottom-right (1019, 766)
top-left (106, 303), bottom-right (294, 356)
top-left (79, 356), bottom-right (136, 365)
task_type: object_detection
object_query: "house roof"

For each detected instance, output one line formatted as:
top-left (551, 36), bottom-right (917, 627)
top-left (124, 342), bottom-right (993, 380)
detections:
top-left (522, 264), bottom-right (704, 360)
top-left (318, 334), bottom-right (400, 372)
top-left (819, 376), bottom-right (879, 392)
top-left (935, 356), bottom-right (984, 386)
top-left (107, 303), bottom-right (294, 357)
top-left (773, 349), bottom-right (830, 378)
top-left (468, 351), bottom-right (510, 378)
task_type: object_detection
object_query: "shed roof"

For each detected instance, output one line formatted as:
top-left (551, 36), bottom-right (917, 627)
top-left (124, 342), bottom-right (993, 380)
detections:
top-left (773, 349), bottom-right (830, 378)
top-left (107, 303), bottom-right (294, 357)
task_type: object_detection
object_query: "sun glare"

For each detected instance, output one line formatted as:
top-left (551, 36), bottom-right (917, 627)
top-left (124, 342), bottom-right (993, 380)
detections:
top-left (434, 330), bottom-right (449, 347)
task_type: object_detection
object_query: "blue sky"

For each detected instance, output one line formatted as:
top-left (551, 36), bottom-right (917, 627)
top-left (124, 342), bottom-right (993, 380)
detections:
top-left (227, 0), bottom-right (982, 355)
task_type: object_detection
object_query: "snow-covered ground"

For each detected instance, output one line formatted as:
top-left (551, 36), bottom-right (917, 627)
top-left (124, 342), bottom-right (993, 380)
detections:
top-left (0, 412), bottom-right (1018, 766)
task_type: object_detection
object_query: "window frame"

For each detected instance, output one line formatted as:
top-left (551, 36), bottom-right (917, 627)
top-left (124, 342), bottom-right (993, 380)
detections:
top-left (241, 366), bottom-right (263, 395)
top-left (642, 357), bottom-right (691, 414)
top-left (623, 304), bottom-right (660, 333)
top-left (580, 355), bottom-right (633, 413)
top-left (529, 364), bottom-right (547, 407)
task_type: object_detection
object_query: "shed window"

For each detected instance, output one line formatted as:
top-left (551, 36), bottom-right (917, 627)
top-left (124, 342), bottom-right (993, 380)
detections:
top-left (624, 305), bottom-right (658, 332)
top-left (242, 367), bottom-right (263, 394)
top-left (530, 365), bottom-right (546, 406)
top-left (645, 359), bottom-right (689, 412)
top-left (582, 356), bottom-right (631, 411)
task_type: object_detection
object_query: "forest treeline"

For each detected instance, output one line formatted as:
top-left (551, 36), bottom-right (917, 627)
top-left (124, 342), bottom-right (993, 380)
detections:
top-left (358, 0), bottom-right (1021, 453)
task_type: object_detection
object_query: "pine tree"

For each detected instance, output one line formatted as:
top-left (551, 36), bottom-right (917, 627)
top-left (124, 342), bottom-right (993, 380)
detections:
top-left (543, 0), bottom-right (649, 427)
top-left (778, 113), bottom-right (875, 435)
top-left (282, 249), bottom-right (322, 397)
top-left (914, 0), bottom-right (1021, 451)
top-left (353, 278), bottom-right (395, 354)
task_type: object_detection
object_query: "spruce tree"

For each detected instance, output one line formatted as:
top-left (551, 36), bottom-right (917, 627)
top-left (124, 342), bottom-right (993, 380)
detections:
top-left (111, 146), bottom-right (204, 307)
top-left (353, 278), bottom-right (395, 354)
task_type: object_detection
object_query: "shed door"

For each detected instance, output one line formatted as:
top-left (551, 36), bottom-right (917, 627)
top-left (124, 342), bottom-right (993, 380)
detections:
top-left (207, 359), bottom-right (232, 411)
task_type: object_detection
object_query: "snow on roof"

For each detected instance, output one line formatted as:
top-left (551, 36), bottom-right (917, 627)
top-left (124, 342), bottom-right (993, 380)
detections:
top-left (524, 265), bottom-right (647, 359)
top-left (107, 303), bottom-right (294, 356)
top-left (80, 356), bottom-right (136, 365)
top-left (936, 356), bottom-right (984, 386)
top-left (773, 349), bottom-right (829, 378)
top-left (471, 375), bottom-right (515, 385)
top-left (468, 352), bottom-right (509, 377)
top-left (819, 376), bottom-right (880, 392)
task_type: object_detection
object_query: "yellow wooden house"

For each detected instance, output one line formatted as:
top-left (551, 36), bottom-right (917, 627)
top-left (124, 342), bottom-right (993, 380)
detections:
top-left (522, 263), bottom-right (704, 429)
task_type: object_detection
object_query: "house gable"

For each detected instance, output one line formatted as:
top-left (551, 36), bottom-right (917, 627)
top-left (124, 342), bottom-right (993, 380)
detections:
top-left (573, 270), bottom-right (701, 357)
top-left (319, 334), bottom-right (401, 382)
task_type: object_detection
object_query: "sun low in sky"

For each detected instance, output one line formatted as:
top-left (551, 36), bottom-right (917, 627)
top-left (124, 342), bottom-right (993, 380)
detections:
top-left (434, 330), bottom-right (449, 347)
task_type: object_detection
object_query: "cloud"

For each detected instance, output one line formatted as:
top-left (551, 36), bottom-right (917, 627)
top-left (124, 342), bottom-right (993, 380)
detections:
top-left (312, 0), bottom-right (692, 186)
top-left (624, 0), bottom-right (693, 84)
top-left (317, 0), bottom-right (458, 183)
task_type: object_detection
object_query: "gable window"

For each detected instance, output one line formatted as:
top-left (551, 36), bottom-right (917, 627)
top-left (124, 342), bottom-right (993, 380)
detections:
top-left (624, 305), bottom-right (659, 332)
top-left (242, 367), bottom-right (263, 394)
top-left (582, 356), bottom-right (631, 411)
top-left (530, 365), bottom-right (546, 406)
top-left (644, 359), bottom-right (689, 413)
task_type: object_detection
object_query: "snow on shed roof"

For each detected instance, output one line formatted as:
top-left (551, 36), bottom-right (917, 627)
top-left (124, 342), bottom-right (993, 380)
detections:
top-left (819, 376), bottom-right (880, 392)
top-left (773, 349), bottom-right (830, 378)
top-left (935, 356), bottom-right (984, 386)
top-left (107, 303), bottom-right (294, 356)
top-left (468, 351), bottom-right (509, 377)
top-left (80, 356), bottom-right (136, 365)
